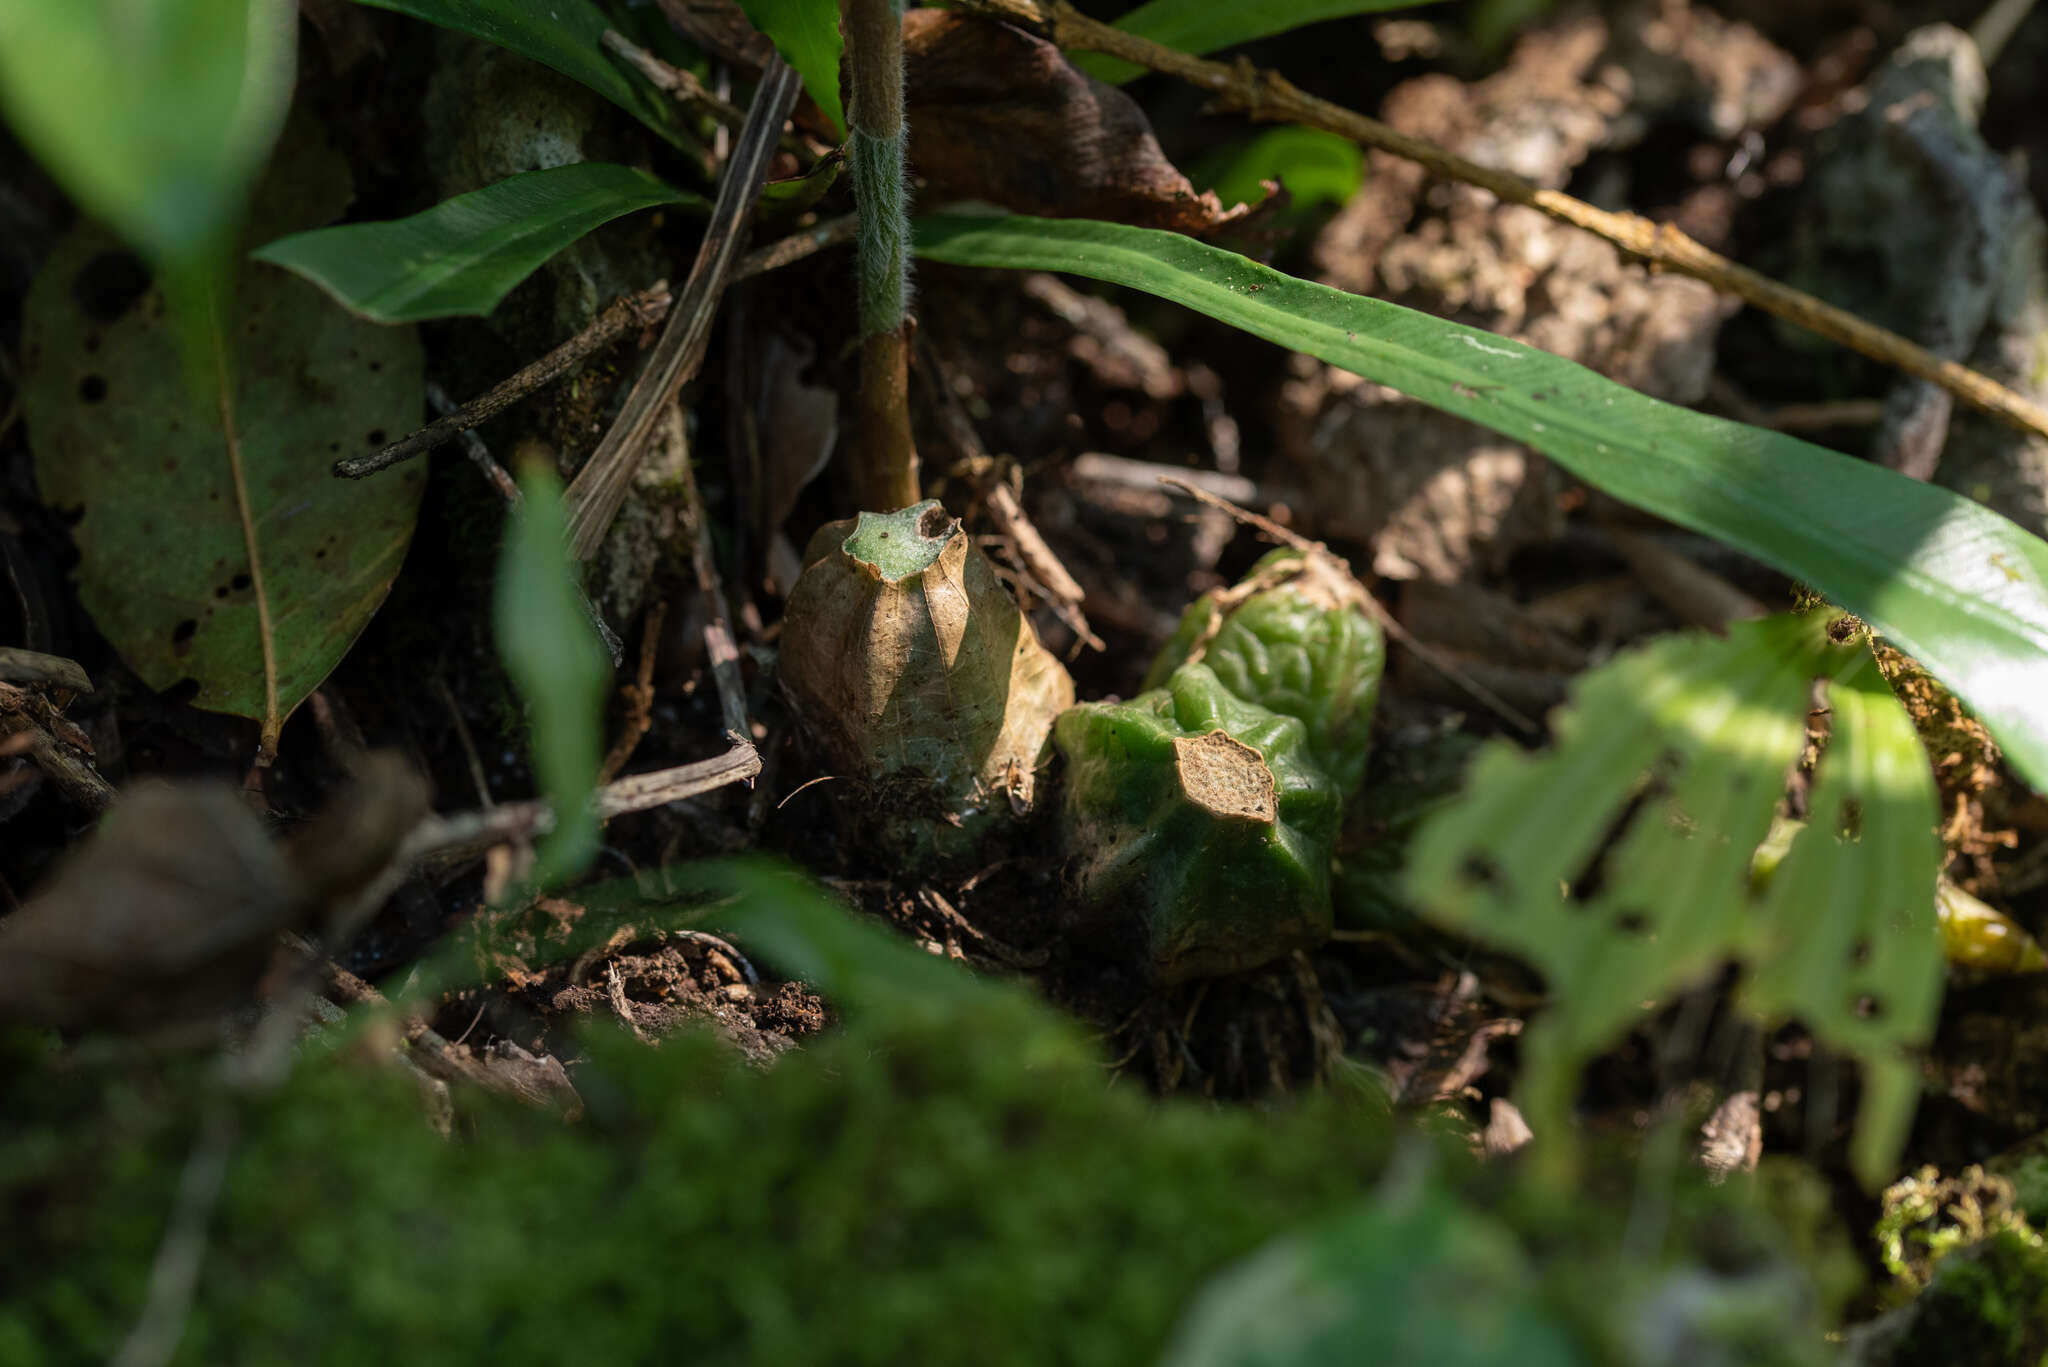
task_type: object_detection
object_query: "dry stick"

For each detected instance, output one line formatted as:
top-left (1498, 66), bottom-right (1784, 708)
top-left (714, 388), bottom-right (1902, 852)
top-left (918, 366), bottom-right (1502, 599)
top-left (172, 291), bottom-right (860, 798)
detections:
top-left (957, 0), bottom-right (2048, 447)
top-left (917, 338), bottom-right (1102, 648)
top-left (733, 211), bottom-right (857, 278)
top-left (672, 410), bottom-right (754, 740)
top-left (564, 61), bottom-right (802, 561)
top-left (1157, 476), bottom-right (1539, 735)
top-left (601, 28), bottom-right (748, 127)
top-left (338, 285), bottom-right (673, 479)
top-left (428, 382), bottom-right (521, 502)
top-left (407, 742), bottom-right (763, 868)
top-left (599, 600), bottom-right (668, 782)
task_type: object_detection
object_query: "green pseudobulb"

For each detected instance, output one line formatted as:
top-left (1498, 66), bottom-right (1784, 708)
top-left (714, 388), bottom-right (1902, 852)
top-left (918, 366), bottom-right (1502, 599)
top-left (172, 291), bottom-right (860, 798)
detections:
top-left (1146, 549), bottom-right (1385, 794)
top-left (1055, 663), bottom-right (1342, 982)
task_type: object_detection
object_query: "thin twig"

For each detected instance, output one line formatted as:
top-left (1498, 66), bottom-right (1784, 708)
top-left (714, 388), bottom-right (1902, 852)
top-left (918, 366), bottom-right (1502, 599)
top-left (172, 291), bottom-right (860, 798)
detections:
top-left (409, 742), bottom-right (762, 869)
top-left (602, 28), bottom-right (747, 126)
top-left (733, 212), bottom-right (858, 279)
top-left (563, 61), bottom-right (802, 560)
top-left (954, 0), bottom-right (2048, 447)
top-left (1159, 476), bottom-right (1539, 734)
top-left (336, 285), bottom-right (673, 478)
top-left (672, 423), bottom-right (752, 740)
top-left (430, 383), bottom-right (522, 502)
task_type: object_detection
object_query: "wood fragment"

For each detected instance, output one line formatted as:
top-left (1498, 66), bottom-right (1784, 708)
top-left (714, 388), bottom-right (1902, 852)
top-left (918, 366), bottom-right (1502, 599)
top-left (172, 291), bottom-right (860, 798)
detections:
top-left (953, 0), bottom-right (2048, 446)
top-left (0, 646), bottom-right (91, 692)
top-left (0, 705), bottom-right (114, 813)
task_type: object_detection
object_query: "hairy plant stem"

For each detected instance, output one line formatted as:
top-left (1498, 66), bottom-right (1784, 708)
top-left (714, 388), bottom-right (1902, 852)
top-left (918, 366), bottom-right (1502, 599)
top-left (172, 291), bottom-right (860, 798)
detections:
top-left (842, 0), bottom-right (920, 510)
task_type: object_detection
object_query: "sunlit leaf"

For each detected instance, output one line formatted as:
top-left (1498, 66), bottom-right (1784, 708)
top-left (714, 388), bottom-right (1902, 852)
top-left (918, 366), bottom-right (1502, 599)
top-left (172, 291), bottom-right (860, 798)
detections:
top-left (1404, 614), bottom-right (1942, 1187)
top-left (914, 214), bottom-right (2048, 789)
top-left (1743, 654), bottom-right (1942, 1186)
top-left (1076, 0), bottom-right (1444, 86)
top-left (496, 463), bottom-right (610, 888)
top-left (255, 163), bottom-right (705, 323)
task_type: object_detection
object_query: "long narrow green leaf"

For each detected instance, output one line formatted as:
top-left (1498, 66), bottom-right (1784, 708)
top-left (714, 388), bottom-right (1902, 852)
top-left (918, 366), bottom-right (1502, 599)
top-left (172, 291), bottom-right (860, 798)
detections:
top-left (254, 163), bottom-right (704, 323)
top-left (915, 214), bottom-right (2048, 788)
top-left (1076, 0), bottom-right (1443, 86)
top-left (355, 0), bottom-right (687, 145)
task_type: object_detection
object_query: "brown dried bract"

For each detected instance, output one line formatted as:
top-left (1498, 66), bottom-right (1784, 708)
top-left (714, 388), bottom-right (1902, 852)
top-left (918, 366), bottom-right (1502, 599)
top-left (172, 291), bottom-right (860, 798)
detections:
top-left (904, 10), bottom-right (1240, 235)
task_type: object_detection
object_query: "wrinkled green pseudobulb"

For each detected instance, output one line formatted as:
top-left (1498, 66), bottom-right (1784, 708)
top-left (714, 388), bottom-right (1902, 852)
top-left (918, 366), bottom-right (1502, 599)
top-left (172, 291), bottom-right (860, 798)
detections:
top-left (1146, 548), bottom-right (1385, 794)
top-left (1055, 664), bottom-right (1342, 982)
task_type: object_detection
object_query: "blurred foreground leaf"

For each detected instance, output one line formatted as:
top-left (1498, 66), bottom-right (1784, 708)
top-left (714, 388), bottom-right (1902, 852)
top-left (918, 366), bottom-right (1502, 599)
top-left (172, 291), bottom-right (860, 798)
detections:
top-left (1406, 615), bottom-right (1941, 1187)
top-left (495, 462), bottom-right (610, 888)
top-left (0, 0), bottom-right (294, 288)
top-left (21, 125), bottom-right (424, 743)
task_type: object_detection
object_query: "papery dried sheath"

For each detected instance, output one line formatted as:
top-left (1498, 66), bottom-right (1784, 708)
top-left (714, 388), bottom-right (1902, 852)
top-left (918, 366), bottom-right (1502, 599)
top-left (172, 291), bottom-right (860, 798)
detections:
top-left (780, 501), bottom-right (1075, 859)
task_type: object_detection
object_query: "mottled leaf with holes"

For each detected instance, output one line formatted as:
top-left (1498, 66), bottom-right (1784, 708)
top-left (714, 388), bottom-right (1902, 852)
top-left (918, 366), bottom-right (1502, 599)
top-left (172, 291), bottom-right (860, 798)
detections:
top-left (1406, 613), bottom-right (1942, 1187)
top-left (20, 120), bottom-right (424, 735)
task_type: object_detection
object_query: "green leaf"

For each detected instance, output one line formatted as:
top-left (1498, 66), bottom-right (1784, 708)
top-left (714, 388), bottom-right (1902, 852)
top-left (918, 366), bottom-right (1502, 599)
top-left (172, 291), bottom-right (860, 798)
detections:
top-left (1403, 615), bottom-right (1942, 1188)
top-left (254, 163), bottom-right (705, 323)
top-left (1743, 654), bottom-right (1942, 1186)
top-left (21, 128), bottom-right (424, 738)
top-left (914, 214), bottom-right (2048, 789)
top-left (355, 0), bottom-right (688, 146)
top-left (1076, 0), bottom-right (1443, 86)
top-left (496, 463), bottom-right (611, 888)
top-left (0, 0), bottom-right (295, 279)
top-left (735, 0), bottom-right (846, 138)
top-left (1192, 127), bottom-right (1364, 214)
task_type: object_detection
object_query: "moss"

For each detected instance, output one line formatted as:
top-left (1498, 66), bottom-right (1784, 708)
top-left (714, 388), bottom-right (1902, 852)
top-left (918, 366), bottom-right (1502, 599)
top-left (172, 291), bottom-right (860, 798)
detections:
top-left (2, 993), bottom-right (1390, 1367)
top-left (1882, 1227), bottom-right (2048, 1367)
